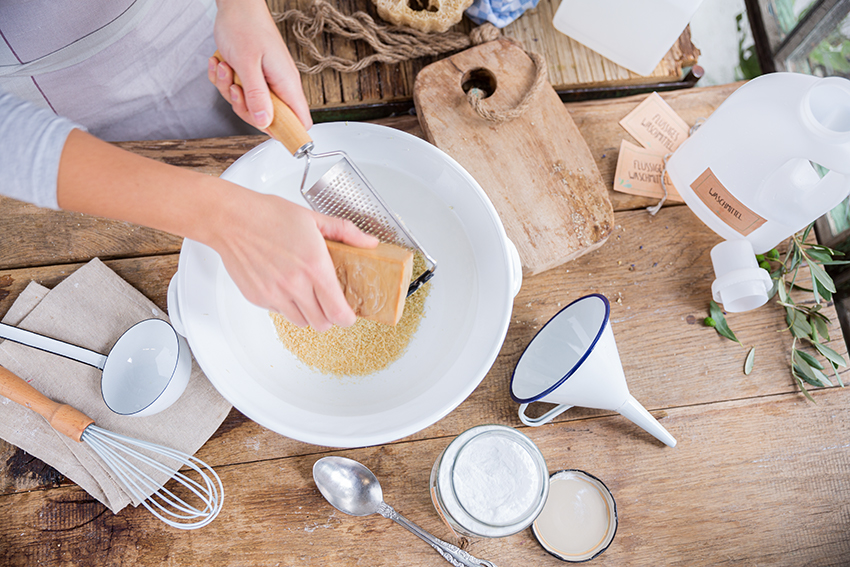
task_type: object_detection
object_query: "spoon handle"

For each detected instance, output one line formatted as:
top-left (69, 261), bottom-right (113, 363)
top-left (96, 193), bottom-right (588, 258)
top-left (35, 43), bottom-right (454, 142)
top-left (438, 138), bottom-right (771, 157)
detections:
top-left (378, 502), bottom-right (497, 567)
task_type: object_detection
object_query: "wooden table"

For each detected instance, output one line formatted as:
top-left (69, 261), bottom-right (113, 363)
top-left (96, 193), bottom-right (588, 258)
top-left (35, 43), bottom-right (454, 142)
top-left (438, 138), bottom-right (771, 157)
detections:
top-left (2, 83), bottom-right (850, 566)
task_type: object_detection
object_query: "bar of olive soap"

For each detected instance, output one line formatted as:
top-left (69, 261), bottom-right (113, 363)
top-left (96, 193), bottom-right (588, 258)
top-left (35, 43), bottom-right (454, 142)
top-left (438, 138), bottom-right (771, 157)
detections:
top-left (326, 240), bottom-right (414, 326)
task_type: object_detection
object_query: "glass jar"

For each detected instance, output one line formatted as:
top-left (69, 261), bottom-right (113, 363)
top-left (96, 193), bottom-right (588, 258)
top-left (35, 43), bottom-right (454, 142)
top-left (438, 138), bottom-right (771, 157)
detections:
top-left (429, 424), bottom-right (549, 538)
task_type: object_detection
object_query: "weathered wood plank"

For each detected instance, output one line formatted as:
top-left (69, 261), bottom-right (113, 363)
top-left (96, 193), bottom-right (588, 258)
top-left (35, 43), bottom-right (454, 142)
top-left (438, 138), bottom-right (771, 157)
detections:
top-left (0, 255), bottom-right (178, 321)
top-left (2, 387), bottom-right (849, 566)
top-left (0, 202), bottom-right (182, 272)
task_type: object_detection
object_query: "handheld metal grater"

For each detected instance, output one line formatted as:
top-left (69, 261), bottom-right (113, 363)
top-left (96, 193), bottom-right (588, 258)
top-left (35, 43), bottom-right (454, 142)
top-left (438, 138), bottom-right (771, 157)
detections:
top-left (298, 148), bottom-right (436, 296)
top-left (210, 52), bottom-right (434, 294)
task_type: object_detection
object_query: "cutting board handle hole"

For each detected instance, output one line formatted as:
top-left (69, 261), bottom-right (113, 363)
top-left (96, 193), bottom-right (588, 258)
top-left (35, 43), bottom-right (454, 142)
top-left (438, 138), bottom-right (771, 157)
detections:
top-left (461, 68), bottom-right (497, 100)
top-left (408, 0), bottom-right (438, 12)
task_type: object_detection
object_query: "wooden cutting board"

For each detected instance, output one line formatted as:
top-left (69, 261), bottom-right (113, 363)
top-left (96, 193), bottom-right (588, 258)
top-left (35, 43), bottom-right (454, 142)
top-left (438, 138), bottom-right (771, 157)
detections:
top-left (414, 39), bottom-right (614, 276)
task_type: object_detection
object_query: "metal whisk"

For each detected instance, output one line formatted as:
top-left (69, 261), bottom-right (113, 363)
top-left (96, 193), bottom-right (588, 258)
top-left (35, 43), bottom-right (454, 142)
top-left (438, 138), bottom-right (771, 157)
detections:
top-left (0, 365), bottom-right (222, 529)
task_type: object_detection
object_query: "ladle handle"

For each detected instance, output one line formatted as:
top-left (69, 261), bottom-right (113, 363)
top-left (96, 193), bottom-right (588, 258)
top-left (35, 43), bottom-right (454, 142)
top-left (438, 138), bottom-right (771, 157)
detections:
top-left (0, 322), bottom-right (107, 369)
top-left (0, 365), bottom-right (94, 442)
top-left (212, 51), bottom-right (312, 156)
top-left (378, 502), bottom-right (497, 567)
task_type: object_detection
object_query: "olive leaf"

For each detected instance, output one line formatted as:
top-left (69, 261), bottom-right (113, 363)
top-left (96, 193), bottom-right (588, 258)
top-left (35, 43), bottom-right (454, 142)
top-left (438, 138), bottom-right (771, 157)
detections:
top-left (785, 307), bottom-right (812, 339)
top-left (708, 300), bottom-right (742, 346)
top-left (805, 248), bottom-right (835, 264)
top-left (810, 310), bottom-right (831, 342)
top-left (809, 339), bottom-right (845, 368)
top-left (744, 347), bottom-right (755, 375)
top-left (794, 348), bottom-right (824, 371)
top-left (830, 360), bottom-right (846, 388)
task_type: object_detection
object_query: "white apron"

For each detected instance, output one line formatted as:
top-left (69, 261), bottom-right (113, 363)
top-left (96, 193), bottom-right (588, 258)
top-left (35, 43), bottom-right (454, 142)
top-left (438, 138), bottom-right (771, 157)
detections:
top-left (0, 0), bottom-right (257, 141)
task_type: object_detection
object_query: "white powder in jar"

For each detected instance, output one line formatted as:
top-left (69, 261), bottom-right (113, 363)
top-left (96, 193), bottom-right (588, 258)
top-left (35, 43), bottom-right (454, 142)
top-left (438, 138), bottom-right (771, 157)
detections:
top-left (451, 431), bottom-right (543, 526)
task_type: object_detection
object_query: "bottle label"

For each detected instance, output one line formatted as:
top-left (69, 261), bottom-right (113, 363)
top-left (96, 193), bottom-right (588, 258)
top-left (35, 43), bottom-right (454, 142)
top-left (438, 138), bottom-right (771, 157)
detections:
top-left (691, 168), bottom-right (767, 236)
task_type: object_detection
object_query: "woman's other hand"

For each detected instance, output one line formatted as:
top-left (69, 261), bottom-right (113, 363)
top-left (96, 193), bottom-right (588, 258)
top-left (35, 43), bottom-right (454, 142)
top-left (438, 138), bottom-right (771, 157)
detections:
top-left (209, 0), bottom-right (312, 132)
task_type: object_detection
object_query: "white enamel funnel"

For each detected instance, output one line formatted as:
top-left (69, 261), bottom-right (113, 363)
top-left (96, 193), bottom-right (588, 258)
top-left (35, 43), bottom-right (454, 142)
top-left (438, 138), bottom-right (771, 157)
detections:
top-left (510, 294), bottom-right (676, 447)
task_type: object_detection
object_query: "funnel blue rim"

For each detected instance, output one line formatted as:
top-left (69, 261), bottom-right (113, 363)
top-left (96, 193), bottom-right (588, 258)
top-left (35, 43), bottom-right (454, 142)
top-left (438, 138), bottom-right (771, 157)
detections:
top-left (509, 293), bottom-right (610, 404)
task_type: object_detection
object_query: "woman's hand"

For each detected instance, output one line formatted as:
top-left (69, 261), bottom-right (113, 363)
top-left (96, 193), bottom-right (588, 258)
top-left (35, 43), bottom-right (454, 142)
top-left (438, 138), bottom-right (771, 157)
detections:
top-left (208, 188), bottom-right (379, 332)
top-left (209, 0), bottom-right (312, 131)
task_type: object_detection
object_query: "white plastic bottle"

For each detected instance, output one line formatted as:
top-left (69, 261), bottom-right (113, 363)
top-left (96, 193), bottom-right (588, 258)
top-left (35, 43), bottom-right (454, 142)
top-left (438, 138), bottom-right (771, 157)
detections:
top-left (666, 72), bottom-right (850, 312)
top-left (552, 0), bottom-right (705, 76)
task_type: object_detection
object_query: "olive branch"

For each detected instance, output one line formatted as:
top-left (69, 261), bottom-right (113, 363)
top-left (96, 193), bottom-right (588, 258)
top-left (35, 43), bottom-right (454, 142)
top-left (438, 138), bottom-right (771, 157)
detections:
top-left (705, 223), bottom-right (850, 401)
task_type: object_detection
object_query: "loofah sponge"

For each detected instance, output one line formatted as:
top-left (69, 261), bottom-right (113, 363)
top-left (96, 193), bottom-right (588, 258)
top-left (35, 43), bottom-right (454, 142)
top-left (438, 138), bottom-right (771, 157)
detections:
top-left (372, 0), bottom-right (474, 33)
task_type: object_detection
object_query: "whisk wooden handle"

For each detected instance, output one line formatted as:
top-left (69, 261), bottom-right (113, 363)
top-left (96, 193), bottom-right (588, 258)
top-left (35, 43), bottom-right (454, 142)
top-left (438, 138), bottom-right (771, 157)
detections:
top-left (0, 365), bottom-right (94, 442)
top-left (213, 51), bottom-right (313, 156)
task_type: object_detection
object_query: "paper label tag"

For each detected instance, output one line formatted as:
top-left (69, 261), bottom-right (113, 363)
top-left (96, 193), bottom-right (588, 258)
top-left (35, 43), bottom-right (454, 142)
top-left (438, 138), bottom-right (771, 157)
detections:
top-left (613, 140), bottom-right (683, 202)
top-left (690, 168), bottom-right (767, 236)
top-left (619, 92), bottom-right (690, 155)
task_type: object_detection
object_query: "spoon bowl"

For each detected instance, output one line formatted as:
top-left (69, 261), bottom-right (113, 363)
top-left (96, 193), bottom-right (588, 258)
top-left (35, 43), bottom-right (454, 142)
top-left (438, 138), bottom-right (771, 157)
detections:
top-left (312, 456), bottom-right (497, 567)
top-left (313, 456), bottom-right (382, 517)
top-left (0, 318), bottom-right (191, 417)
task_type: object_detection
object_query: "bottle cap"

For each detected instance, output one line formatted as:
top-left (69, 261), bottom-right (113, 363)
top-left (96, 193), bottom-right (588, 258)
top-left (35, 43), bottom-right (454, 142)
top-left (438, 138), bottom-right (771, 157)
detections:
top-left (710, 240), bottom-right (773, 313)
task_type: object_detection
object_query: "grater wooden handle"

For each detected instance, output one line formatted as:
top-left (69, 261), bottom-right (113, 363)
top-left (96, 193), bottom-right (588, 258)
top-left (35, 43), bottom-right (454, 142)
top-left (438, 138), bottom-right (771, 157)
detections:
top-left (213, 51), bottom-right (313, 156)
top-left (0, 365), bottom-right (94, 442)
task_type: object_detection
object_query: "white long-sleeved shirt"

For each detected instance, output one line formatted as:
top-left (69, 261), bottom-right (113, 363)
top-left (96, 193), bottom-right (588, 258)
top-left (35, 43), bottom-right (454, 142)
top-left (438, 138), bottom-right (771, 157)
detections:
top-left (0, 0), bottom-right (257, 208)
top-left (0, 92), bottom-right (79, 209)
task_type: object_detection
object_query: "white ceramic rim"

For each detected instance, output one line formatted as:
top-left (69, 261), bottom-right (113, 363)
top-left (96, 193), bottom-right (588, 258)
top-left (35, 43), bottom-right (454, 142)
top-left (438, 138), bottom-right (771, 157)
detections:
top-left (173, 122), bottom-right (517, 447)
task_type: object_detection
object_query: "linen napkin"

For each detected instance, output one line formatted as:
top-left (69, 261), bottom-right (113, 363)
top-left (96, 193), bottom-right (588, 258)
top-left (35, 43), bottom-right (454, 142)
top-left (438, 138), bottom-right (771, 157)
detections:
top-left (0, 258), bottom-right (231, 513)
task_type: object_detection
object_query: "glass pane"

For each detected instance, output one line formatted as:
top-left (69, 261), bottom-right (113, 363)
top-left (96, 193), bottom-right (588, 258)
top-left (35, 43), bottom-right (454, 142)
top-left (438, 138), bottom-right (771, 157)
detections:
top-left (785, 2), bottom-right (850, 76)
top-left (758, 0), bottom-right (818, 48)
top-left (771, 0), bottom-right (817, 34)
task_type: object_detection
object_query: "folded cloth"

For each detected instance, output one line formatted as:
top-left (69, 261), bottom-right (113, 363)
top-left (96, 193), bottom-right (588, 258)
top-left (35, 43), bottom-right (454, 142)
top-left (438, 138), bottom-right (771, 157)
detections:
top-left (0, 258), bottom-right (231, 513)
top-left (465, 0), bottom-right (539, 28)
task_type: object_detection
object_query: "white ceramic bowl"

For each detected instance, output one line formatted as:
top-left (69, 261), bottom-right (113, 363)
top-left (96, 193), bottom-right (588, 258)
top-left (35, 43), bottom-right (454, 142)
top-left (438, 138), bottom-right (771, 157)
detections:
top-left (168, 122), bottom-right (521, 447)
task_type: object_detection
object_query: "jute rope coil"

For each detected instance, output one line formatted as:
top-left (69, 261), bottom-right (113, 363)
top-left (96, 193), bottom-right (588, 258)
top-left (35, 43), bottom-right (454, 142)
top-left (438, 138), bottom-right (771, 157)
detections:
top-left (272, 0), bottom-right (548, 123)
top-left (465, 47), bottom-right (547, 124)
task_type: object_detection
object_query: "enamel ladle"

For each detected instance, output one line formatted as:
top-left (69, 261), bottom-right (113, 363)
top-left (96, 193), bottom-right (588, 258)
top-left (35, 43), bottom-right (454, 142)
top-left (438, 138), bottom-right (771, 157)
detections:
top-left (0, 319), bottom-right (191, 416)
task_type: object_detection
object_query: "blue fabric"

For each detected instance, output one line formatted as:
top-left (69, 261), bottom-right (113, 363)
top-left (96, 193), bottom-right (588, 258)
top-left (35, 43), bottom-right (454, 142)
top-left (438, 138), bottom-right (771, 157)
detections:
top-left (465, 0), bottom-right (539, 28)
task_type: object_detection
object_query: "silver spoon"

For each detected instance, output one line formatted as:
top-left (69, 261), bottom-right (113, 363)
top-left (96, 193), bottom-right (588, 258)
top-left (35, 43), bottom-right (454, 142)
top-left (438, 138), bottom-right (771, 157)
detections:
top-left (312, 456), bottom-right (497, 567)
top-left (0, 319), bottom-right (191, 417)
